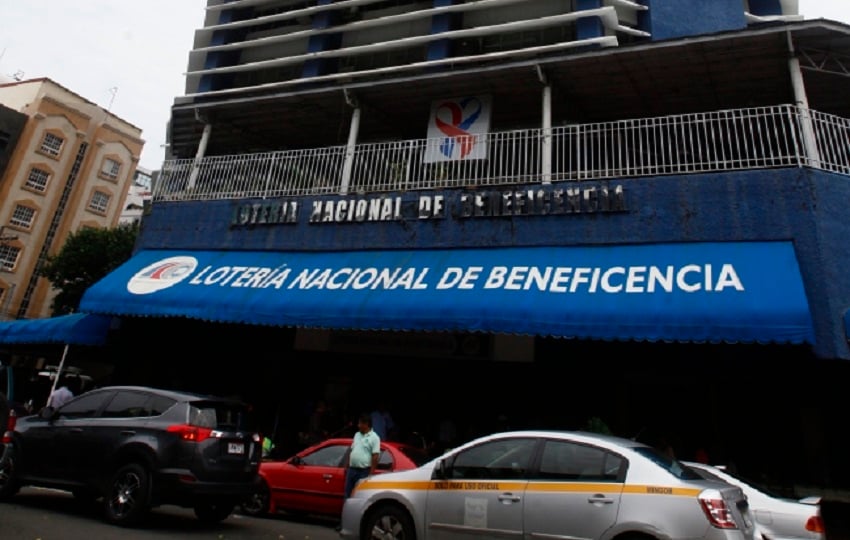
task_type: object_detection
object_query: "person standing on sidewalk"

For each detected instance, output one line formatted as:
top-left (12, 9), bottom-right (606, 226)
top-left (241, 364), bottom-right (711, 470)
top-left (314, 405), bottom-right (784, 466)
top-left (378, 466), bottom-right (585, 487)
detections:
top-left (343, 413), bottom-right (381, 499)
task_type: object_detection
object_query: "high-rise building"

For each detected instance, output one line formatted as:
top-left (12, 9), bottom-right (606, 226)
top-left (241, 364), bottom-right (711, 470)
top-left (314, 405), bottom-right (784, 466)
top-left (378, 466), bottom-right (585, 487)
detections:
top-left (0, 78), bottom-right (144, 319)
top-left (65, 1), bottom-right (850, 490)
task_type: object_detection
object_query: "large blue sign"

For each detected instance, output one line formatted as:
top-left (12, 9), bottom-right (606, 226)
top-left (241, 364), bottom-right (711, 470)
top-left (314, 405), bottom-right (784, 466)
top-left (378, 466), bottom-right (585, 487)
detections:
top-left (79, 242), bottom-right (814, 344)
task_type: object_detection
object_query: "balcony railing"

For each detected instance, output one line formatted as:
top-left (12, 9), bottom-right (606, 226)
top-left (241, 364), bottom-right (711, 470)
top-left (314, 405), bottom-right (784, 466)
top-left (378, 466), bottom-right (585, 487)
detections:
top-left (154, 105), bottom-right (850, 202)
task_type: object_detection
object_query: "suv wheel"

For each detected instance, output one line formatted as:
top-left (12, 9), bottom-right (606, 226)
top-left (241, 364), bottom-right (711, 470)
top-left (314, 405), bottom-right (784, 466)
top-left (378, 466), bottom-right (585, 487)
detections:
top-left (241, 482), bottom-right (270, 517)
top-left (194, 500), bottom-right (235, 523)
top-left (0, 446), bottom-right (20, 500)
top-left (104, 463), bottom-right (151, 526)
top-left (364, 504), bottom-right (416, 540)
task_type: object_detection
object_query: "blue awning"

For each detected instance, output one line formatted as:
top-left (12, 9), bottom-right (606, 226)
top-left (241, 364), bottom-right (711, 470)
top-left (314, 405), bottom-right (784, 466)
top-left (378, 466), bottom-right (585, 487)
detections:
top-left (0, 313), bottom-right (113, 346)
top-left (78, 242), bottom-right (815, 344)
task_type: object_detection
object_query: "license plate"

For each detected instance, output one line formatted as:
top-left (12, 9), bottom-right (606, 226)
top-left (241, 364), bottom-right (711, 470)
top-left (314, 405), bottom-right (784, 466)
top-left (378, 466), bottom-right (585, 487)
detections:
top-left (228, 442), bottom-right (245, 455)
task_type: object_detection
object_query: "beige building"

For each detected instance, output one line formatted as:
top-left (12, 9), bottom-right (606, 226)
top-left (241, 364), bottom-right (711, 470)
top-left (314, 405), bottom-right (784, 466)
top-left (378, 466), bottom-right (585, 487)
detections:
top-left (0, 78), bottom-right (144, 320)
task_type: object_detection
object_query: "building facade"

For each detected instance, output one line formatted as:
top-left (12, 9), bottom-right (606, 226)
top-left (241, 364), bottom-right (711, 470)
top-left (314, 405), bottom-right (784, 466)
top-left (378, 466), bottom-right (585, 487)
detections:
top-left (72, 1), bottom-right (850, 494)
top-left (0, 78), bottom-right (144, 320)
top-left (119, 166), bottom-right (154, 225)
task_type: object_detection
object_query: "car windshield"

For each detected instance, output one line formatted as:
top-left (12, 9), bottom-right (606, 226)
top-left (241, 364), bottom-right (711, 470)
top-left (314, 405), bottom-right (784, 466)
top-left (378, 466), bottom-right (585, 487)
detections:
top-left (632, 447), bottom-right (702, 480)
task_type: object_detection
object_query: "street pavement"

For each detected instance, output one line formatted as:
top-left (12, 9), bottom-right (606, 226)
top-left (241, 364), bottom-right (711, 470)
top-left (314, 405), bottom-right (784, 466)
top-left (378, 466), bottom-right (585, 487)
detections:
top-left (0, 487), bottom-right (341, 540)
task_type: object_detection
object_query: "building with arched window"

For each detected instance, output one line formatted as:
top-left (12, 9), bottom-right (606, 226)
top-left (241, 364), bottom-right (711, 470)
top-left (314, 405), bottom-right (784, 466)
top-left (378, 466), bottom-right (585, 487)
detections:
top-left (0, 78), bottom-right (144, 320)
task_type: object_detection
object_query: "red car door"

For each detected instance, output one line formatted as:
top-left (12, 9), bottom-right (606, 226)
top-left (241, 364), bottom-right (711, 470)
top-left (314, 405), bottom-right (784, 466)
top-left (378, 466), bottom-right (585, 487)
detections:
top-left (268, 440), bottom-right (349, 516)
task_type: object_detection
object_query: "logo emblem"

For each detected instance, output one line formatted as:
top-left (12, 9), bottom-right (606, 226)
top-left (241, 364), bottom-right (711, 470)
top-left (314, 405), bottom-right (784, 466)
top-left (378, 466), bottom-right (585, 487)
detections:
top-left (435, 97), bottom-right (483, 159)
top-left (127, 256), bottom-right (198, 295)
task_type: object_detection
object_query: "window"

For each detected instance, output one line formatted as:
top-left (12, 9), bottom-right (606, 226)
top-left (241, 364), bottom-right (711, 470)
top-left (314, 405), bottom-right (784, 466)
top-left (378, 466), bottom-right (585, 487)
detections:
top-left (25, 168), bottom-right (50, 192)
top-left (538, 440), bottom-right (625, 482)
top-left (0, 244), bottom-right (21, 271)
top-left (188, 401), bottom-right (255, 431)
top-left (149, 396), bottom-right (177, 416)
top-left (377, 448), bottom-right (394, 471)
top-left (9, 205), bottom-right (36, 229)
top-left (632, 447), bottom-right (702, 480)
top-left (102, 391), bottom-right (152, 418)
top-left (58, 390), bottom-right (114, 419)
top-left (99, 391), bottom-right (174, 418)
top-left (447, 437), bottom-right (537, 480)
top-left (39, 132), bottom-right (64, 157)
top-left (100, 158), bottom-right (121, 180)
top-left (301, 443), bottom-right (349, 467)
top-left (88, 191), bottom-right (110, 213)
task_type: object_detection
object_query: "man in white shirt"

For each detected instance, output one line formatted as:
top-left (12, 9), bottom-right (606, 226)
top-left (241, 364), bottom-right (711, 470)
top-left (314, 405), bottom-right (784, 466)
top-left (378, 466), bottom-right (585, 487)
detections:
top-left (47, 376), bottom-right (77, 409)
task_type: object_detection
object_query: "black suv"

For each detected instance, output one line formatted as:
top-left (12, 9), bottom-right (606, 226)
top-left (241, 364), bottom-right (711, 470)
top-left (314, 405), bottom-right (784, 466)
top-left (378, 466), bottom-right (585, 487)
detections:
top-left (0, 385), bottom-right (262, 526)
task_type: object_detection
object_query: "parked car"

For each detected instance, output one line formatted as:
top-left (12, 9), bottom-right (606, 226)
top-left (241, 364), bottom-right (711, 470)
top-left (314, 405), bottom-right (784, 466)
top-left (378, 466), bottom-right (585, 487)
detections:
top-left (241, 437), bottom-right (430, 518)
top-left (0, 385), bottom-right (262, 527)
top-left (684, 461), bottom-right (825, 540)
top-left (339, 430), bottom-right (757, 540)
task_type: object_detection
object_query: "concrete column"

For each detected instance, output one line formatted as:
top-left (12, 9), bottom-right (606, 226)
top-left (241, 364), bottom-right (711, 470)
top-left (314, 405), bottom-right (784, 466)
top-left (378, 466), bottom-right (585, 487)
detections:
top-left (788, 32), bottom-right (821, 168)
top-left (340, 105), bottom-right (361, 195)
top-left (187, 123), bottom-right (212, 190)
top-left (541, 83), bottom-right (553, 184)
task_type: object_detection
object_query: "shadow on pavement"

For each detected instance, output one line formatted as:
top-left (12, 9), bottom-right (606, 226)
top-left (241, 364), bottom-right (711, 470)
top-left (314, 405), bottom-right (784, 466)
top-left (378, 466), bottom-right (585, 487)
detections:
top-left (10, 489), bottom-right (252, 533)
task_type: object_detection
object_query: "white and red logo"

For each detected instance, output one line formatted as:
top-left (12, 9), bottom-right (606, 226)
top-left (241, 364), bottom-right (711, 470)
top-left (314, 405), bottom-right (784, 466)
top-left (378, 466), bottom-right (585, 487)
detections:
top-left (127, 256), bottom-right (198, 295)
top-left (424, 95), bottom-right (492, 163)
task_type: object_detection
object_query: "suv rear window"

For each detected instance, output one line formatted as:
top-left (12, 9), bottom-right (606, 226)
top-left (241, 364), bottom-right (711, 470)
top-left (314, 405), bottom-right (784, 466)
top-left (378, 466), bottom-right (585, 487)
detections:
top-left (188, 400), bottom-right (254, 431)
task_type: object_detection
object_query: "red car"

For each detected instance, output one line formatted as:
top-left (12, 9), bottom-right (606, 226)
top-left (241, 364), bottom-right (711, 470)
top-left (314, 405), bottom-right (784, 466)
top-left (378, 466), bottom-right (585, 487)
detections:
top-left (241, 437), bottom-right (430, 518)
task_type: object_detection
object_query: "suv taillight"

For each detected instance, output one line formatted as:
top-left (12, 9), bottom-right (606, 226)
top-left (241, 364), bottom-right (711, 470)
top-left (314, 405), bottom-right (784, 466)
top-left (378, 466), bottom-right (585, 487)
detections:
top-left (699, 490), bottom-right (738, 529)
top-left (806, 515), bottom-right (825, 533)
top-left (167, 424), bottom-right (213, 442)
top-left (2, 410), bottom-right (16, 444)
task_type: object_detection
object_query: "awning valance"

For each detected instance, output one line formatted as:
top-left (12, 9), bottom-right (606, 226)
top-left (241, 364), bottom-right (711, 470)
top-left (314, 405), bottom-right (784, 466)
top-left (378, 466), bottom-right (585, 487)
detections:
top-left (77, 242), bottom-right (815, 344)
top-left (0, 313), bottom-right (112, 346)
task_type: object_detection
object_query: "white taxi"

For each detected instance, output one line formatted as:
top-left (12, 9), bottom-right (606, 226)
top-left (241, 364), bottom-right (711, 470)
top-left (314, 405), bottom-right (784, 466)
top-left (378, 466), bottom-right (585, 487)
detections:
top-left (339, 430), bottom-right (756, 540)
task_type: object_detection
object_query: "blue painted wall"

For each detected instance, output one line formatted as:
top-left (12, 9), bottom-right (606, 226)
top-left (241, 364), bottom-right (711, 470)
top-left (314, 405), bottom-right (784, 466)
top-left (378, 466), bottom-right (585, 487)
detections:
top-left (199, 3), bottom-right (246, 93)
top-left (576, 0), bottom-right (604, 41)
top-left (136, 168), bottom-right (850, 360)
top-left (427, 0), bottom-right (458, 61)
top-left (640, 0), bottom-right (747, 41)
top-left (302, 0), bottom-right (342, 78)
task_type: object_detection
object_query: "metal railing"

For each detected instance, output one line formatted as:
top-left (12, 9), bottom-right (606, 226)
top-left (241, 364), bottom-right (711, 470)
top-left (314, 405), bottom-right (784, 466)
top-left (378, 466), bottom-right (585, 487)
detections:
top-left (154, 105), bottom-right (850, 202)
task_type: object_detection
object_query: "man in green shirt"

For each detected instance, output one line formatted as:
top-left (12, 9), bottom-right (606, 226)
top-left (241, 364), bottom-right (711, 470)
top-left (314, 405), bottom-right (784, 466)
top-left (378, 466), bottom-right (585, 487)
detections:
top-left (344, 413), bottom-right (381, 499)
